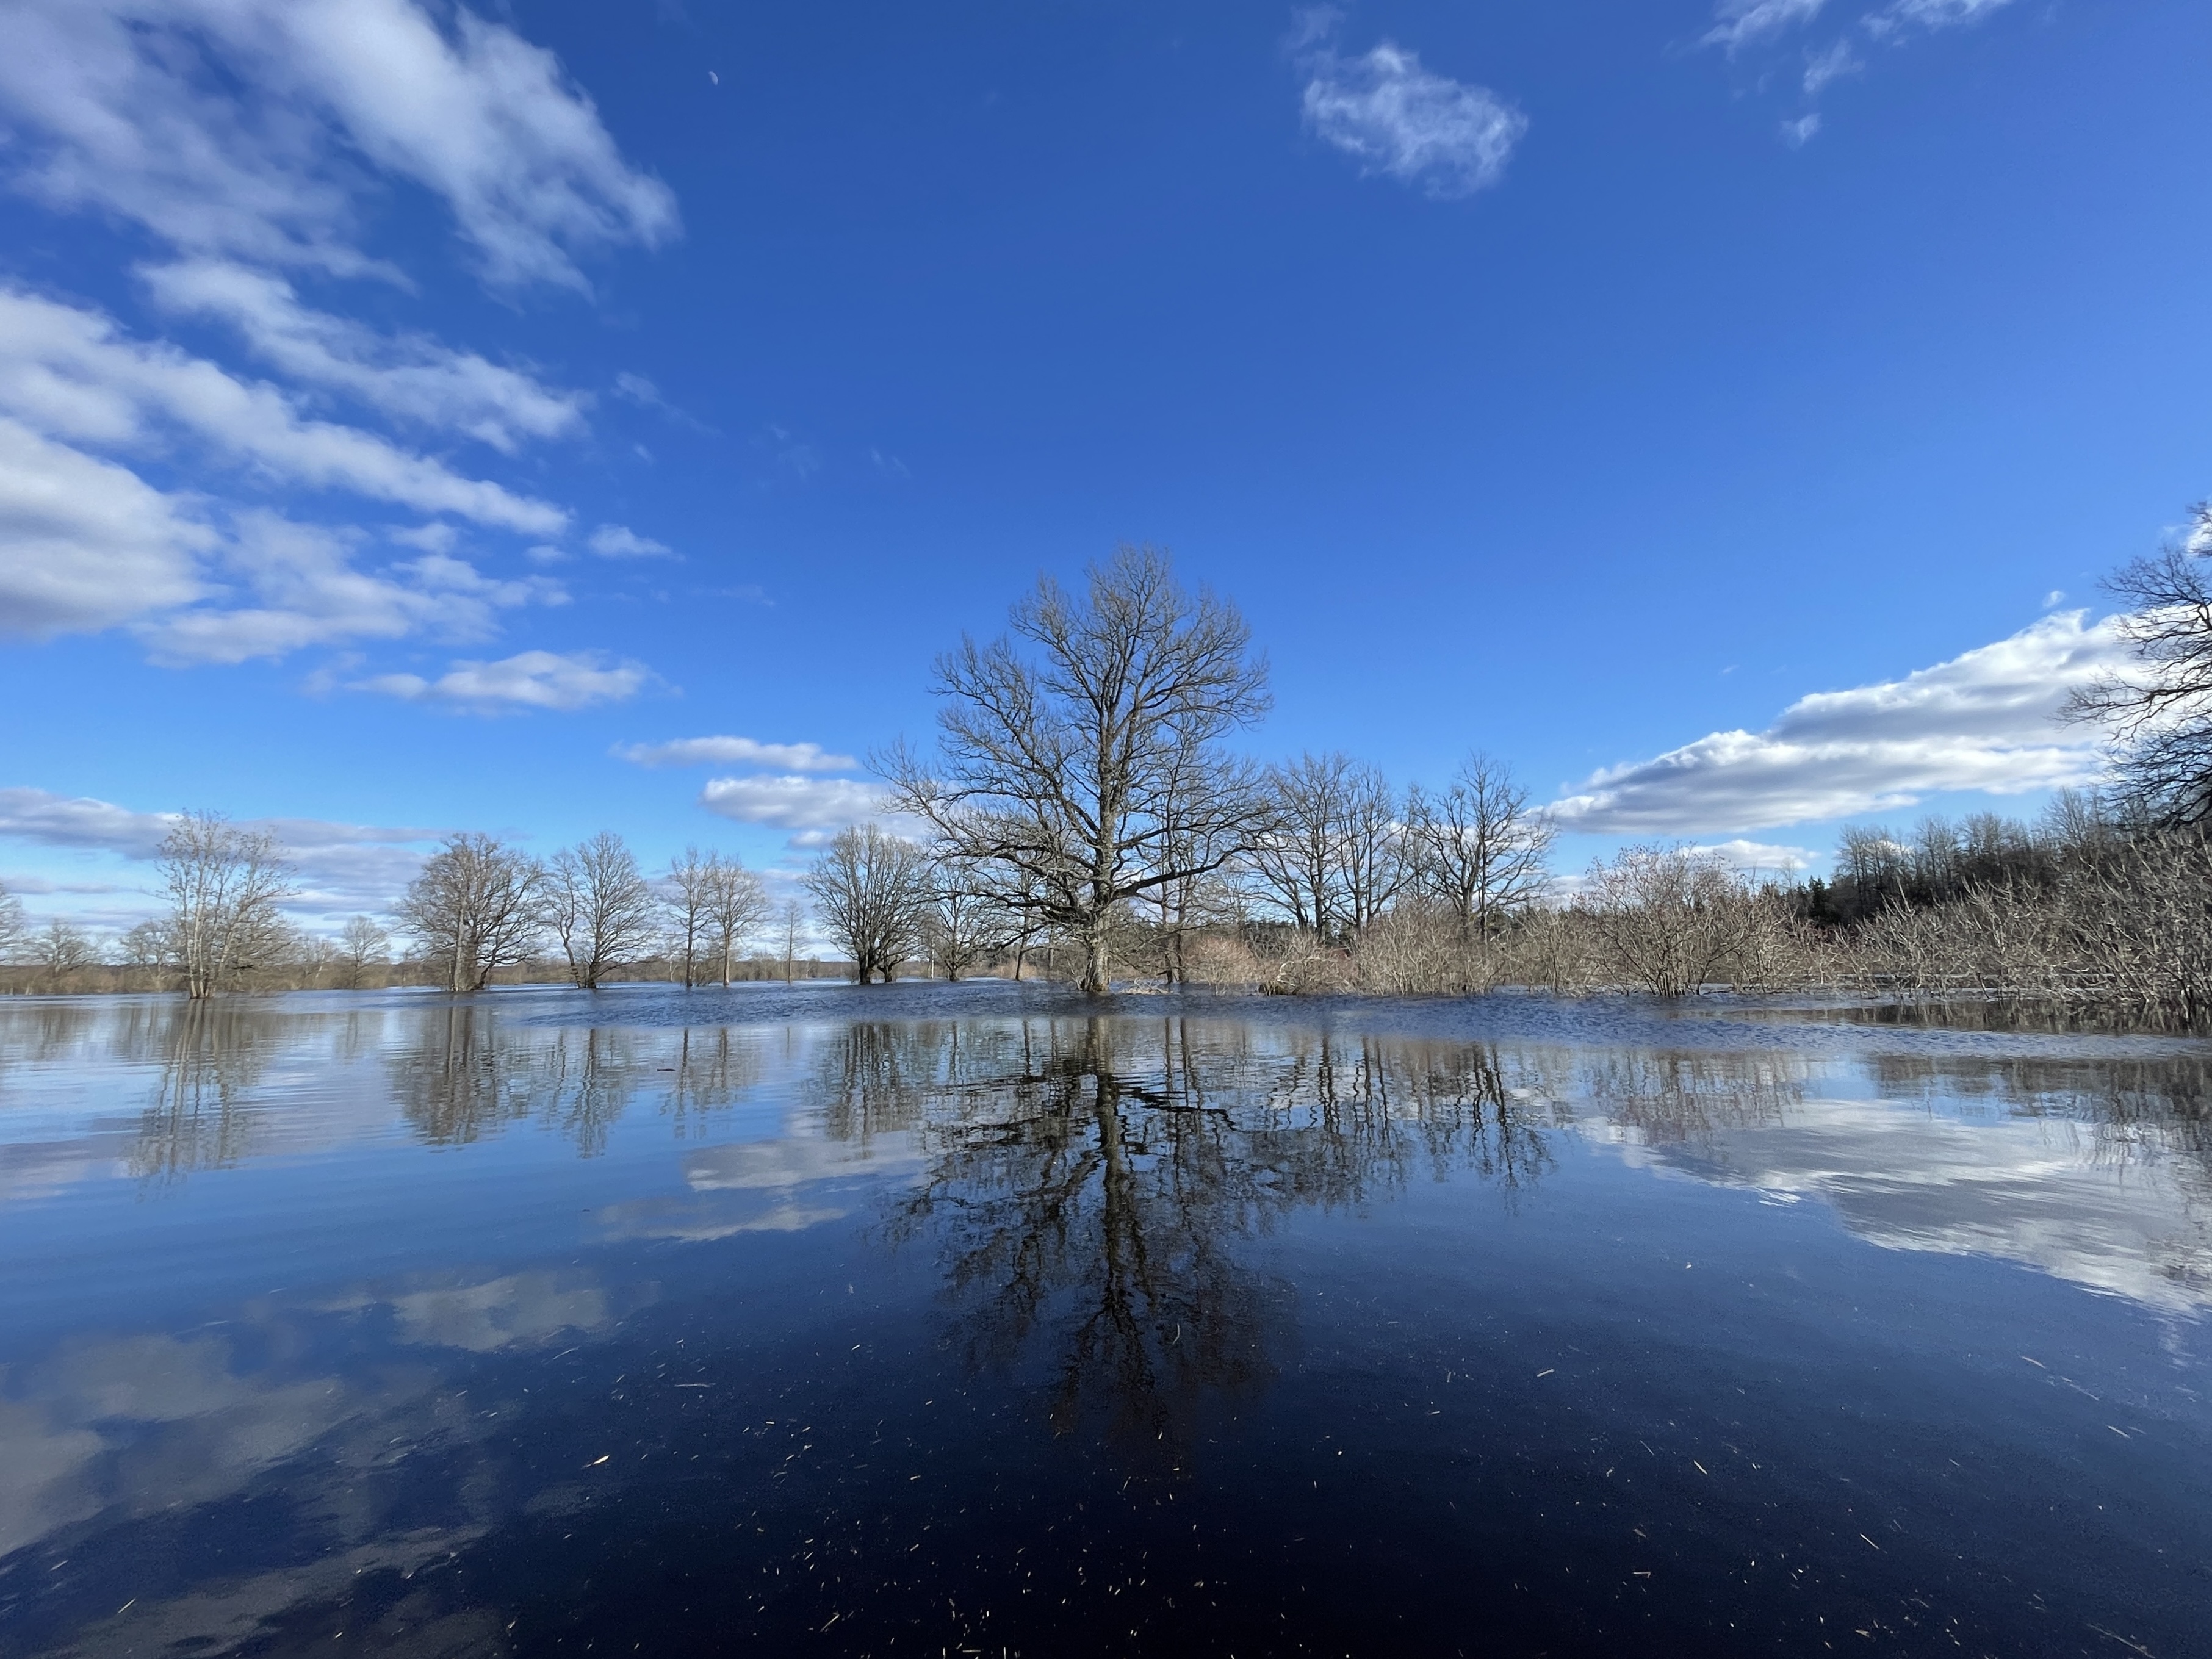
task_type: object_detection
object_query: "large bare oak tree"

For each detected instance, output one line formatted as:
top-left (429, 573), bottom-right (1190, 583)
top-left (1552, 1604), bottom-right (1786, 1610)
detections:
top-left (884, 546), bottom-right (1270, 993)
top-left (2067, 505), bottom-right (2212, 827)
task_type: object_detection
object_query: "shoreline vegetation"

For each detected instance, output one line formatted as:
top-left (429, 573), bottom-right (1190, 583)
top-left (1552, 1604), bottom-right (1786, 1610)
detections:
top-left (6, 533), bottom-right (2210, 1028)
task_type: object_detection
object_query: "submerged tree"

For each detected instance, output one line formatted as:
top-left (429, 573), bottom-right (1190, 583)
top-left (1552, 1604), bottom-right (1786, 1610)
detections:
top-left (395, 833), bottom-right (545, 993)
top-left (705, 854), bottom-right (770, 987)
top-left (2067, 504), bottom-right (2212, 827)
top-left (157, 812), bottom-right (296, 999)
top-left (337, 915), bottom-right (390, 988)
top-left (805, 824), bottom-right (933, 983)
top-left (544, 832), bottom-right (660, 990)
top-left (884, 546), bottom-right (1271, 993)
top-left (0, 880), bottom-right (24, 963)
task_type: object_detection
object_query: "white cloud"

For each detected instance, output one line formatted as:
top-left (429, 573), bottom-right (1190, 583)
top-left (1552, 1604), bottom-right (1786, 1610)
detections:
top-left (0, 785), bottom-right (441, 911)
top-left (587, 523), bottom-right (674, 560)
top-left (699, 775), bottom-right (887, 829)
top-left (1551, 612), bottom-right (2127, 834)
top-left (355, 649), bottom-right (650, 712)
top-left (1703, 0), bottom-right (1827, 54)
top-left (0, 287), bottom-right (567, 533)
top-left (135, 513), bottom-right (564, 666)
top-left (1870, 0), bottom-right (2019, 34)
top-left (1695, 838), bottom-right (1822, 875)
top-left (0, 0), bottom-right (677, 290)
top-left (1802, 39), bottom-right (1862, 95)
top-left (1301, 40), bottom-right (1527, 199)
top-left (0, 417), bottom-right (209, 636)
top-left (1781, 113), bottom-right (1823, 147)
top-left (617, 736), bottom-right (857, 772)
top-left (142, 259), bottom-right (587, 452)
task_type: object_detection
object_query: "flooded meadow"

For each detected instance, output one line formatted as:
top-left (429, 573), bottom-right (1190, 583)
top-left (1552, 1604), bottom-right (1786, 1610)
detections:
top-left (1, 983), bottom-right (2208, 1657)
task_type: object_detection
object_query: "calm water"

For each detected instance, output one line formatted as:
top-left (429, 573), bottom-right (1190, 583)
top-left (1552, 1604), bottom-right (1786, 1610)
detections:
top-left (2, 985), bottom-right (2208, 1658)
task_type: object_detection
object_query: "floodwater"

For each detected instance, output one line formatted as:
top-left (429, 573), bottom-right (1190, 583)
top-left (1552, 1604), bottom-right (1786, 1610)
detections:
top-left (1, 986), bottom-right (2208, 1658)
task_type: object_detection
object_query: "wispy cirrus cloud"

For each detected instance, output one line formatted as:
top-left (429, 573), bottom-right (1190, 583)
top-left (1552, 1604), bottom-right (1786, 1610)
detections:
top-left (616, 736), bottom-right (857, 772)
top-left (142, 259), bottom-right (588, 453)
top-left (0, 0), bottom-right (679, 290)
top-left (0, 1), bottom-right (676, 704)
top-left (1295, 16), bottom-right (1527, 200)
top-left (136, 515), bottom-right (565, 666)
top-left (1701, 0), bottom-right (2023, 141)
top-left (0, 287), bottom-right (566, 535)
top-left (354, 649), bottom-right (653, 713)
top-left (1551, 612), bottom-right (2125, 835)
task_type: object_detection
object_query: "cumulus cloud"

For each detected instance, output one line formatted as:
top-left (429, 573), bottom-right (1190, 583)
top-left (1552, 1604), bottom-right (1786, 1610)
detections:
top-left (587, 523), bottom-right (674, 560)
top-left (0, 417), bottom-right (209, 636)
top-left (355, 649), bottom-right (651, 711)
top-left (699, 775), bottom-right (887, 829)
top-left (0, 287), bottom-right (567, 534)
top-left (616, 736), bottom-right (857, 772)
top-left (1300, 37), bottom-right (1527, 199)
top-left (142, 259), bottom-right (588, 452)
top-left (1551, 612), bottom-right (2127, 835)
top-left (0, 0), bottom-right (678, 290)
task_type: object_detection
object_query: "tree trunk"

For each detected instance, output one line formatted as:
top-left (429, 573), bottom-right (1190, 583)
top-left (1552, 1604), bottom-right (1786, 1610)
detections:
top-left (1081, 921), bottom-right (1112, 995)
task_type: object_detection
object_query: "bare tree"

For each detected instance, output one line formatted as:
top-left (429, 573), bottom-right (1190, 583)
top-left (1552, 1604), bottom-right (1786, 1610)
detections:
top-left (339, 915), bottom-right (390, 988)
top-left (884, 546), bottom-right (1270, 993)
top-left (0, 882), bottom-right (25, 963)
top-left (38, 918), bottom-right (98, 987)
top-left (1336, 761), bottom-right (1408, 934)
top-left (395, 833), bottom-right (546, 993)
top-left (1404, 754), bottom-right (1554, 943)
top-left (664, 846), bottom-right (716, 988)
top-left (1247, 751), bottom-right (1356, 935)
top-left (705, 855), bottom-right (770, 987)
top-left (544, 832), bottom-right (660, 990)
top-left (804, 824), bottom-right (934, 984)
top-left (121, 917), bottom-right (174, 974)
top-left (922, 862), bottom-right (1009, 981)
top-left (2066, 505), bottom-right (2212, 826)
top-left (157, 811), bottom-right (296, 999)
top-left (778, 898), bottom-right (804, 984)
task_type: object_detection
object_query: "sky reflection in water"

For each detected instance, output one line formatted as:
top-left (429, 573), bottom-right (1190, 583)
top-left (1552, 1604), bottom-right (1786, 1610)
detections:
top-left (0, 985), bottom-right (2208, 1657)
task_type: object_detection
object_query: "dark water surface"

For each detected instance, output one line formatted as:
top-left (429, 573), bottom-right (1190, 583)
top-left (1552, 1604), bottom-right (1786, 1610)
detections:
top-left (2, 984), bottom-right (2209, 1658)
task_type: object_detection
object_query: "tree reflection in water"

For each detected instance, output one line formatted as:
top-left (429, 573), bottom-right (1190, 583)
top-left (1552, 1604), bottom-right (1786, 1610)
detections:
top-left (387, 1007), bottom-right (763, 1154)
top-left (810, 1015), bottom-right (1556, 1465)
top-left (131, 1003), bottom-right (274, 1184)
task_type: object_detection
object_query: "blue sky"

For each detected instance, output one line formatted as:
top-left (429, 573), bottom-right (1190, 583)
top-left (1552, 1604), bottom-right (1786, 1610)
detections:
top-left (1, 0), bottom-right (2207, 930)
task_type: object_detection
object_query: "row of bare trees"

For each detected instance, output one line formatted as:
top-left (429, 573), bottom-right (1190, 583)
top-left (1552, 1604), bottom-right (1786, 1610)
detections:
top-left (395, 832), bottom-right (782, 991)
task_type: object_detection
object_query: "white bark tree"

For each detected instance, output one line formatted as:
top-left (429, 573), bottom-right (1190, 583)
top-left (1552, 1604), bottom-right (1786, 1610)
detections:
top-left (884, 546), bottom-right (1270, 993)
top-left (0, 882), bottom-right (25, 963)
top-left (157, 811), bottom-right (296, 999)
